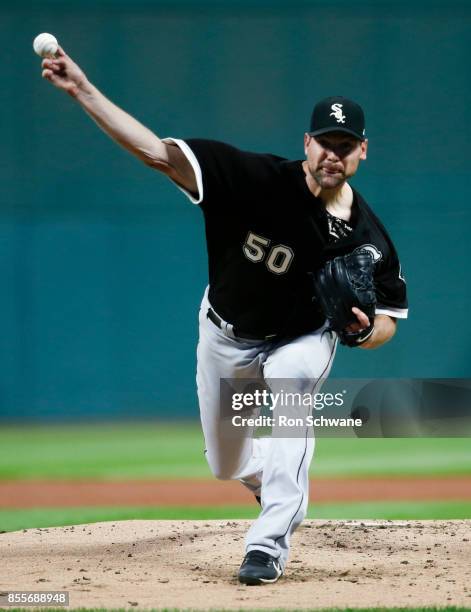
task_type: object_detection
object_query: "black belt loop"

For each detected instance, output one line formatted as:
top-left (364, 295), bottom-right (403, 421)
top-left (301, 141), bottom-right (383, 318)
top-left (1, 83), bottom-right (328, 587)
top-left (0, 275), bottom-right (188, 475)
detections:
top-left (207, 307), bottom-right (277, 342)
top-left (206, 307), bottom-right (221, 327)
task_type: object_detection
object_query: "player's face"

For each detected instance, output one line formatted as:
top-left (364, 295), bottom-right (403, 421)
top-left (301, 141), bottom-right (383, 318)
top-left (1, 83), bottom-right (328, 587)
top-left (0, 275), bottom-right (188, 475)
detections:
top-left (304, 132), bottom-right (368, 189)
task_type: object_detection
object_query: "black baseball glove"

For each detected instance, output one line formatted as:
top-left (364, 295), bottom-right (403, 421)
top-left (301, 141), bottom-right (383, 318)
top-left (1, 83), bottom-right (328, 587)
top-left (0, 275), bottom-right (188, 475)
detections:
top-left (313, 250), bottom-right (377, 347)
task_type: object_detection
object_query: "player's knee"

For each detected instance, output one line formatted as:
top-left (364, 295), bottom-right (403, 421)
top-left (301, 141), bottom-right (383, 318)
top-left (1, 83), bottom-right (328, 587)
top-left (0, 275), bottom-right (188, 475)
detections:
top-left (210, 464), bottom-right (235, 480)
top-left (206, 456), bottom-right (240, 480)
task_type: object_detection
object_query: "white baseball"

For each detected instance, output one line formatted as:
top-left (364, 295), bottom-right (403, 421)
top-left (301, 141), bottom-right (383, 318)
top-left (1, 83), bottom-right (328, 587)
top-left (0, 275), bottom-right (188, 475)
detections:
top-left (33, 33), bottom-right (59, 58)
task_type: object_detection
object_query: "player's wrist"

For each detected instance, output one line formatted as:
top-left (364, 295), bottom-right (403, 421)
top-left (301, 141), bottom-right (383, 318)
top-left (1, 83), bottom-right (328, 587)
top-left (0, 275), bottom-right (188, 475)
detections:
top-left (356, 324), bottom-right (376, 349)
top-left (339, 322), bottom-right (375, 348)
top-left (72, 77), bottom-right (94, 101)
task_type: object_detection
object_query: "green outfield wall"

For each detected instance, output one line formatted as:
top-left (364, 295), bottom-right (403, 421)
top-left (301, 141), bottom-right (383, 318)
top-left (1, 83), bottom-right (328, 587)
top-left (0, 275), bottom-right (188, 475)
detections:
top-left (1, 1), bottom-right (470, 420)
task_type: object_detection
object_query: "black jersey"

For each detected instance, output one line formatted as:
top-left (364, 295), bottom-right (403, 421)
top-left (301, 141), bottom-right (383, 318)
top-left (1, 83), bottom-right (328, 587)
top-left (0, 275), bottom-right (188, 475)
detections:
top-left (170, 138), bottom-right (408, 337)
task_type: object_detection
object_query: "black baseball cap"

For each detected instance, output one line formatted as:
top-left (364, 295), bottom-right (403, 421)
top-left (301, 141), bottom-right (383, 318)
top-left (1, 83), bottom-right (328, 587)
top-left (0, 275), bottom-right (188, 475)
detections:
top-left (309, 96), bottom-right (366, 141)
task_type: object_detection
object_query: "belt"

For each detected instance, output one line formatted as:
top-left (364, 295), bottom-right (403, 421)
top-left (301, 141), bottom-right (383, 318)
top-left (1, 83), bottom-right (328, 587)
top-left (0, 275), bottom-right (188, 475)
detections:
top-left (206, 308), bottom-right (278, 342)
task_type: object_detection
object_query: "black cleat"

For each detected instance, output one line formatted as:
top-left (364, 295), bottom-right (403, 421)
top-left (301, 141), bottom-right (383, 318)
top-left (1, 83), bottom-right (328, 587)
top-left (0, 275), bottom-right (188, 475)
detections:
top-left (255, 495), bottom-right (261, 506)
top-left (238, 550), bottom-right (283, 585)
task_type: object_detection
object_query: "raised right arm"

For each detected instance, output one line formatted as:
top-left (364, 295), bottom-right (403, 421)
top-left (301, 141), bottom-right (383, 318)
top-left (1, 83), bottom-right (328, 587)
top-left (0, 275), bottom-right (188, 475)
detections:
top-left (41, 46), bottom-right (198, 195)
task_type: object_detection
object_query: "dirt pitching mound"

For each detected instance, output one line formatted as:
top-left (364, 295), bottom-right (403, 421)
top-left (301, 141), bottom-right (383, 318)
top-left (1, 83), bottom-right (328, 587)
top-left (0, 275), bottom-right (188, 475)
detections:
top-left (1, 520), bottom-right (469, 610)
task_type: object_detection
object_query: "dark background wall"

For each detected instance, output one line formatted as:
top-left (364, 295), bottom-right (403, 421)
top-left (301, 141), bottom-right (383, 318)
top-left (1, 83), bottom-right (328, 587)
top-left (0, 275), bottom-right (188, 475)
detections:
top-left (1, 1), bottom-right (470, 420)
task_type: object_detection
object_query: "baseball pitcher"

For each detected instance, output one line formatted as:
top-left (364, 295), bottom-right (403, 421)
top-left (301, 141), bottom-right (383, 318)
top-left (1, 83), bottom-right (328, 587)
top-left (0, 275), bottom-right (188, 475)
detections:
top-left (41, 47), bottom-right (408, 585)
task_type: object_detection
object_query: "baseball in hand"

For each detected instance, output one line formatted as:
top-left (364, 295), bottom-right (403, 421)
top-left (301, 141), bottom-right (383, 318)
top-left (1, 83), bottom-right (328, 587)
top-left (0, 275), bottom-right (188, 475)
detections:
top-left (33, 33), bottom-right (59, 58)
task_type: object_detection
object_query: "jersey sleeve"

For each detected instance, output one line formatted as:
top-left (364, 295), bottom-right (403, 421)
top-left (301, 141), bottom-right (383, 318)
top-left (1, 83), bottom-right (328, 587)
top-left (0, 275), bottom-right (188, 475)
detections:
top-left (161, 138), bottom-right (204, 204)
top-left (357, 198), bottom-right (409, 320)
top-left (374, 244), bottom-right (408, 319)
top-left (162, 137), bottom-right (283, 209)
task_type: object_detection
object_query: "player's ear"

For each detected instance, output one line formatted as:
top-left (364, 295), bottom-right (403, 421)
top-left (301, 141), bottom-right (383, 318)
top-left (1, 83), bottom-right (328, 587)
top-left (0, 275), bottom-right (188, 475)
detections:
top-left (360, 138), bottom-right (368, 160)
top-left (304, 133), bottom-right (310, 156)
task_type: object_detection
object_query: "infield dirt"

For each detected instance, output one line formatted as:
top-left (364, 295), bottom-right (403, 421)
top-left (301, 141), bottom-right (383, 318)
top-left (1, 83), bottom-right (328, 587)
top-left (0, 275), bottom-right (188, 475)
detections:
top-left (1, 476), bottom-right (470, 507)
top-left (1, 519), bottom-right (469, 609)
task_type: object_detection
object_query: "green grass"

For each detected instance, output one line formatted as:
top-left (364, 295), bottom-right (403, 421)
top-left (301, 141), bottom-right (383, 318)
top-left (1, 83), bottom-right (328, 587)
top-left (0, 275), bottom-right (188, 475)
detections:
top-left (0, 423), bottom-right (470, 480)
top-left (309, 500), bottom-right (471, 520)
top-left (0, 423), bottom-right (208, 480)
top-left (0, 500), bottom-right (470, 533)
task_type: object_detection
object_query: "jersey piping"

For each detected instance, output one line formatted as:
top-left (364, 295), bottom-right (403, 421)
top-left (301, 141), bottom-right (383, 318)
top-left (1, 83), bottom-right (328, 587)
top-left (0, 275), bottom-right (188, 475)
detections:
top-left (376, 306), bottom-right (408, 319)
top-left (162, 137), bottom-right (204, 204)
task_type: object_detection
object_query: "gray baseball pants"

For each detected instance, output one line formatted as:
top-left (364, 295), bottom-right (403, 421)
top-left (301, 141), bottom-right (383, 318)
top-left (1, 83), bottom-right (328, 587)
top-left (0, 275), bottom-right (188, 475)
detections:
top-left (196, 288), bottom-right (337, 569)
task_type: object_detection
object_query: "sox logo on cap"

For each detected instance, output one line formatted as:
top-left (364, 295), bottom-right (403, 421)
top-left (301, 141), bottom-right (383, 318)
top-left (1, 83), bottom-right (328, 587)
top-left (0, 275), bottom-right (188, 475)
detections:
top-left (330, 103), bottom-right (346, 124)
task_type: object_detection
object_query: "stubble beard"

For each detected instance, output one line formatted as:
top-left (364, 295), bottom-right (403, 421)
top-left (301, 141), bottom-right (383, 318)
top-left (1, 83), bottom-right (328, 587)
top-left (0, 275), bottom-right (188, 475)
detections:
top-left (312, 167), bottom-right (345, 190)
